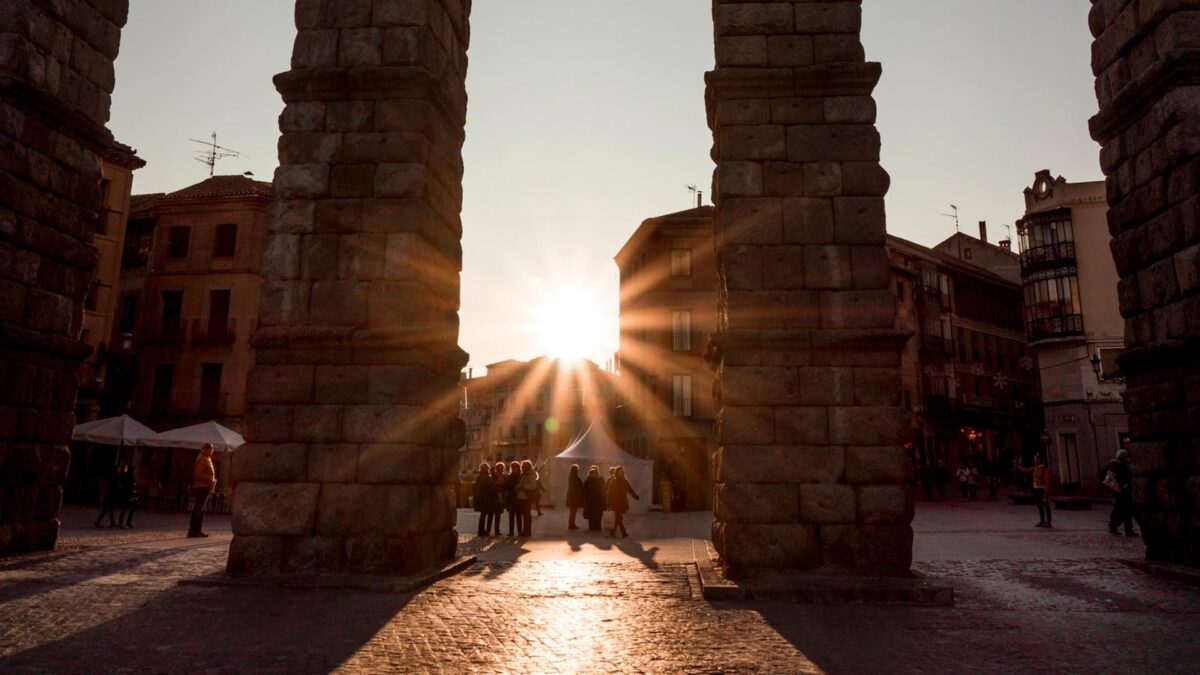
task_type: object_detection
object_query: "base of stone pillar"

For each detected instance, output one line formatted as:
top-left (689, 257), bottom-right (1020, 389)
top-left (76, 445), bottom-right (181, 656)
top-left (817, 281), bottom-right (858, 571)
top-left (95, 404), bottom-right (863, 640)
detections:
top-left (186, 554), bottom-right (476, 594)
top-left (696, 540), bottom-right (952, 605)
top-left (1121, 559), bottom-right (1200, 590)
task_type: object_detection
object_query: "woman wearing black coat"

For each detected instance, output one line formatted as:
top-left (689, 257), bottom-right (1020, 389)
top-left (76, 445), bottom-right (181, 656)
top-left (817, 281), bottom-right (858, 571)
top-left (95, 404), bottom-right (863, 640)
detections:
top-left (582, 465), bottom-right (606, 531)
top-left (565, 464), bottom-right (585, 530)
top-left (472, 463), bottom-right (499, 536)
top-left (504, 461), bottom-right (522, 536)
top-left (606, 466), bottom-right (640, 538)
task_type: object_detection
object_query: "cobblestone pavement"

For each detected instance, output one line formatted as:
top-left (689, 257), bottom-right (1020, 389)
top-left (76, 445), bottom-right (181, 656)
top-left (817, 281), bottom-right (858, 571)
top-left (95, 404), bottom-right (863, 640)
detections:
top-left (0, 502), bottom-right (1197, 673)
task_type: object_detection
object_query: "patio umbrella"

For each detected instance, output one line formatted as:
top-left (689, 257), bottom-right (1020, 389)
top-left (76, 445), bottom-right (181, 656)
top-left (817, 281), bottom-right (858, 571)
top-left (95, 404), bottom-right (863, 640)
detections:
top-left (72, 414), bottom-right (155, 445)
top-left (138, 421), bottom-right (245, 452)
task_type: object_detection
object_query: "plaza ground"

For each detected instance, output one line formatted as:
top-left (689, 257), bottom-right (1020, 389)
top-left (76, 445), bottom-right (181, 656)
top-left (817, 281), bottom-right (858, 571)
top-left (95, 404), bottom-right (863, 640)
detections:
top-left (0, 498), bottom-right (1196, 673)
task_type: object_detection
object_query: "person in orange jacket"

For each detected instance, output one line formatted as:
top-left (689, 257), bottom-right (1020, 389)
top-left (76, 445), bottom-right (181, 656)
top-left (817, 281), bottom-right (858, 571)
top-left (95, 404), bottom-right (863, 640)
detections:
top-left (187, 443), bottom-right (217, 538)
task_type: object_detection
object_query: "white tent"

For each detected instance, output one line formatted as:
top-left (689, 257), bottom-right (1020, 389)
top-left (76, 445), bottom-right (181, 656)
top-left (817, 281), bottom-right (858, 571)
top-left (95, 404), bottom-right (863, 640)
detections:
top-left (72, 415), bottom-right (155, 446)
top-left (137, 421), bottom-right (245, 452)
top-left (547, 421), bottom-right (654, 514)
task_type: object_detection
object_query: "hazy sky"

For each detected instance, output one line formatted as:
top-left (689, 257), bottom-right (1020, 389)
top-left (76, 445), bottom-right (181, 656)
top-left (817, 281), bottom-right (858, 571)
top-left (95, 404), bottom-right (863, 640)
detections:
top-left (110, 0), bottom-right (1099, 371)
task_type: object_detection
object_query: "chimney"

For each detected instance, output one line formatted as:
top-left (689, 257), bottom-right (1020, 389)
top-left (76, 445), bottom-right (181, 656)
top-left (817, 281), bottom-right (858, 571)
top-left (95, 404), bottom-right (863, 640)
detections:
top-left (978, 221), bottom-right (988, 243)
top-left (999, 239), bottom-right (1012, 251)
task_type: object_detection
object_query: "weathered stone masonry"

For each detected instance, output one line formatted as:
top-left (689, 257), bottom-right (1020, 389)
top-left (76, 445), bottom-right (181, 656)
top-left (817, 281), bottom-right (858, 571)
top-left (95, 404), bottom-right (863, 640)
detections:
top-left (706, 0), bottom-right (914, 575)
top-left (0, 1), bottom-right (128, 554)
top-left (228, 0), bottom-right (472, 575)
top-left (1089, 0), bottom-right (1200, 565)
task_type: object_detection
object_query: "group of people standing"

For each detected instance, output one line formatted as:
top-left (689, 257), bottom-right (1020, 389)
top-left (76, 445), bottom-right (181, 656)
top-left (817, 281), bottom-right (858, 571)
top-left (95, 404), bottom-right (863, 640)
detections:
top-left (471, 460), bottom-right (543, 537)
top-left (471, 462), bottom-right (639, 539)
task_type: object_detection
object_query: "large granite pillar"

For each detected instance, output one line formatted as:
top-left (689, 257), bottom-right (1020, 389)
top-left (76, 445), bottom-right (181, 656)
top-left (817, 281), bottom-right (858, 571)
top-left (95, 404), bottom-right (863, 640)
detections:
top-left (1090, 0), bottom-right (1200, 565)
top-left (0, 1), bottom-right (129, 554)
top-left (230, 0), bottom-right (471, 575)
top-left (706, 0), bottom-right (913, 576)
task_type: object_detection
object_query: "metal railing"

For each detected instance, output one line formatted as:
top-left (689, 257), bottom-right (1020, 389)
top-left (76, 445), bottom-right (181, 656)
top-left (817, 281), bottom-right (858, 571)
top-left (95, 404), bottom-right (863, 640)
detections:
top-left (1026, 314), bottom-right (1084, 341)
top-left (1020, 241), bottom-right (1076, 269)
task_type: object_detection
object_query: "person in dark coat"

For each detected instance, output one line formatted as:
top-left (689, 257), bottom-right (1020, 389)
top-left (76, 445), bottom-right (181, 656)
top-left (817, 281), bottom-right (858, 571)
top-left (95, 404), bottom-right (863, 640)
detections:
top-left (1107, 449), bottom-right (1138, 536)
top-left (93, 463), bottom-right (121, 528)
top-left (504, 460), bottom-right (521, 536)
top-left (606, 466), bottom-right (640, 538)
top-left (117, 464), bottom-right (138, 528)
top-left (582, 465), bottom-right (605, 531)
top-left (472, 463), bottom-right (499, 536)
top-left (490, 461), bottom-right (506, 535)
top-left (565, 464), bottom-right (584, 530)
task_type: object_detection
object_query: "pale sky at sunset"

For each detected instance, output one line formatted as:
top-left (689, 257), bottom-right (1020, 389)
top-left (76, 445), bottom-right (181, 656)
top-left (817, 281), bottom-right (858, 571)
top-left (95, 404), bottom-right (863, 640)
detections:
top-left (109, 0), bottom-right (1099, 371)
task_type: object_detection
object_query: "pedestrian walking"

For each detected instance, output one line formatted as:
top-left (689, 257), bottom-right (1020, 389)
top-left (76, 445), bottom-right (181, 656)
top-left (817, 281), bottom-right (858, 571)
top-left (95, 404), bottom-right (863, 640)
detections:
top-left (1105, 449), bottom-right (1138, 537)
top-left (583, 465), bottom-right (605, 531)
top-left (518, 460), bottom-right (538, 537)
top-left (472, 463), bottom-right (499, 536)
top-left (504, 461), bottom-right (521, 536)
top-left (117, 464), bottom-right (138, 528)
top-left (956, 464), bottom-right (971, 499)
top-left (967, 462), bottom-right (979, 500)
top-left (93, 463), bottom-right (121, 528)
top-left (187, 443), bottom-right (217, 538)
top-left (606, 466), bottom-right (640, 538)
top-left (533, 472), bottom-right (546, 517)
top-left (565, 464), bottom-right (584, 530)
top-left (1015, 453), bottom-right (1052, 528)
top-left (491, 462), bottom-right (505, 535)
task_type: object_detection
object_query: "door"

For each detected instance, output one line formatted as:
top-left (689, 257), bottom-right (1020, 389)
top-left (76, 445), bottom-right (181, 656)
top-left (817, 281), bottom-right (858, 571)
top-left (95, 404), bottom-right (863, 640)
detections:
top-left (207, 289), bottom-right (231, 339)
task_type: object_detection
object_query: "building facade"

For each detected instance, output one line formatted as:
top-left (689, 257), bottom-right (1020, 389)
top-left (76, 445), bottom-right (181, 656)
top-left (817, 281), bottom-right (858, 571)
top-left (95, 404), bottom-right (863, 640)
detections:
top-left (889, 233), bottom-right (1043, 487)
top-left (613, 206), bottom-right (717, 511)
top-left (111, 175), bottom-right (272, 432)
top-left (1017, 170), bottom-right (1127, 493)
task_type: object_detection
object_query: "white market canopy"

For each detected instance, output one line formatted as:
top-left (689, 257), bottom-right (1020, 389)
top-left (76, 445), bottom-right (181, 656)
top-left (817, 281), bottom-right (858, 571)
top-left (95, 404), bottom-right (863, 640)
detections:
top-left (72, 415), bottom-right (155, 446)
top-left (548, 421), bottom-right (654, 514)
top-left (138, 421), bottom-right (245, 452)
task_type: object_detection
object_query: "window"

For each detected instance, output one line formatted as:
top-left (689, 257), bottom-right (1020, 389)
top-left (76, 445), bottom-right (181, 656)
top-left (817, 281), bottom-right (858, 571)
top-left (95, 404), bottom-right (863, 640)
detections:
top-left (199, 363), bottom-right (223, 417)
top-left (213, 223), bottom-right (237, 258)
top-left (96, 179), bottom-right (112, 235)
top-left (167, 226), bottom-right (191, 260)
top-left (207, 289), bottom-right (231, 338)
top-left (670, 249), bottom-right (692, 278)
top-left (160, 291), bottom-right (183, 340)
top-left (118, 294), bottom-right (138, 334)
top-left (121, 220), bottom-right (154, 270)
top-left (1023, 267), bottom-right (1083, 339)
top-left (1057, 433), bottom-right (1081, 486)
top-left (1018, 208), bottom-right (1076, 269)
top-left (672, 375), bottom-right (693, 417)
top-left (151, 364), bottom-right (175, 416)
top-left (671, 310), bottom-right (692, 352)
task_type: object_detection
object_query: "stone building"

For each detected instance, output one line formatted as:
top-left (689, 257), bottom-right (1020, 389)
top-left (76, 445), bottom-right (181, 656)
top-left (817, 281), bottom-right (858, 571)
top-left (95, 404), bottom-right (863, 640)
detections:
top-left (459, 357), bottom-right (616, 475)
top-left (613, 205), bottom-right (718, 511)
top-left (113, 175), bottom-right (272, 433)
top-left (1016, 171), bottom-right (1127, 492)
top-left (75, 142), bottom-right (145, 424)
top-left (888, 232), bottom-right (1042, 484)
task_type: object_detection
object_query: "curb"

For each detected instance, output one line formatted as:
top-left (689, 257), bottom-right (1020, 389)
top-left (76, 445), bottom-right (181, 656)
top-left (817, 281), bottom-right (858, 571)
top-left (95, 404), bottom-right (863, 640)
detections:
top-left (179, 554), bottom-right (478, 593)
top-left (1122, 559), bottom-right (1200, 589)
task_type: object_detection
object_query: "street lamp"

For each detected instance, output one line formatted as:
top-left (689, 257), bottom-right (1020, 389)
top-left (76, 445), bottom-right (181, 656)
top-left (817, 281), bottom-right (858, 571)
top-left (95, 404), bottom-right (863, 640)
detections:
top-left (1089, 350), bottom-right (1102, 378)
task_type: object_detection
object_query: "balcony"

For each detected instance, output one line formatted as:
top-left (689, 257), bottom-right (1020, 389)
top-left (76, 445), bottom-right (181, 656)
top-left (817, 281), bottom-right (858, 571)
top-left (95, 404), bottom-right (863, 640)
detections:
top-left (1027, 314), bottom-right (1084, 342)
top-left (191, 318), bottom-right (240, 346)
top-left (919, 335), bottom-right (954, 358)
top-left (1020, 242), bottom-right (1076, 271)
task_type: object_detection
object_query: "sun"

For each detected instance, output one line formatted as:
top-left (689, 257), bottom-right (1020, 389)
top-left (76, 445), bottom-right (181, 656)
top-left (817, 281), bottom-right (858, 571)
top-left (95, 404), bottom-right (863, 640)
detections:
top-left (529, 284), bottom-right (610, 363)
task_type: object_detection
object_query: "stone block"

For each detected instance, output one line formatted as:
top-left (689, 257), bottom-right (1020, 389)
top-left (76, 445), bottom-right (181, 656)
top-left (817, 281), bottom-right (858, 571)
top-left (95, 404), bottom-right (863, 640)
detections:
top-left (282, 536), bottom-right (345, 574)
top-left (772, 97), bottom-right (824, 124)
top-left (722, 245), bottom-right (763, 290)
top-left (717, 445), bottom-right (845, 484)
top-left (309, 280), bottom-right (368, 326)
top-left (308, 443), bottom-right (359, 483)
top-left (841, 162), bottom-right (890, 196)
top-left (763, 161), bottom-right (806, 197)
top-left (783, 198), bottom-right (834, 243)
top-left (715, 198), bottom-right (782, 245)
top-left (232, 482), bottom-right (320, 536)
top-left (314, 365), bottom-right (370, 404)
top-left (719, 522), bottom-right (820, 570)
top-left (849, 245), bottom-right (891, 289)
top-left (344, 536), bottom-right (411, 575)
top-left (833, 197), bottom-right (887, 244)
top-left (820, 289), bottom-right (895, 328)
top-left (232, 443), bottom-right (309, 484)
top-left (721, 366), bottom-right (799, 405)
top-left (721, 125), bottom-right (786, 161)
top-left (803, 244), bottom-right (853, 289)
top-left (717, 99), bottom-right (771, 126)
top-left (343, 405), bottom-right (428, 444)
top-left (717, 162), bottom-right (764, 197)
top-left (794, 2), bottom-right (862, 34)
top-left (246, 365), bottom-right (314, 405)
top-left (763, 245), bottom-right (806, 289)
top-left (368, 365), bottom-right (449, 405)
top-left (717, 406), bottom-right (775, 444)
top-left (245, 406), bottom-right (295, 444)
top-left (357, 444), bottom-right (433, 484)
top-left (717, 481), bottom-right (800, 524)
top-left (316, 483), bottom-right (388, 536)
top-left (262, 234), bottom-right (301, 280)
top-left (292, 405), bottom-right (342, 443)
top-left (300, 234), bottom-right (338, 279)
top-left (775, 406), bottom-right (829, 444)
top-left (787, 125), bottom-right (880, 163)
top-left (830, 408), bottom-right (910, 446)
top-left (800, 484), bottom-right (856, 524)
top-left (768, 35), bottom-right (814, 66)
top-left (258, 281), bottom-right (310, 326)
top-left (226, 536), bottom-right (284, 575)
top-left (798, 366), bottom-right (854, 406)
top-left (716, 4), bottom-right (795, 35)
top-left (803, 162), bottom-right (842, 197)
top-left (853, 367), bottom-right (901, 406)
top-left (820, 524), bottom-right (912, 574)
top-left (858, 485), bottom-right (913, 524)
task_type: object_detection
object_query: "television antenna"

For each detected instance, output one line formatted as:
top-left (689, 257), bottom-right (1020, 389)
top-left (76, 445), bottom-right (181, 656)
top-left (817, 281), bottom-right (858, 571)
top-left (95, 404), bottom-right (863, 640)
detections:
top-left (687, 184), bottom-right (704, 208)
top-left (940, 204), bottom-right (960, 232)
top-left (190, 133), bottom-right (245, 177)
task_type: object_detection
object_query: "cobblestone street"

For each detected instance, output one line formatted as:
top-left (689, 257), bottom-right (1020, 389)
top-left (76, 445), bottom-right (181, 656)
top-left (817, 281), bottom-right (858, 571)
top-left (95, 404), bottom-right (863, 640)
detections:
top-left (1, 501), bottom-right (1198, 673)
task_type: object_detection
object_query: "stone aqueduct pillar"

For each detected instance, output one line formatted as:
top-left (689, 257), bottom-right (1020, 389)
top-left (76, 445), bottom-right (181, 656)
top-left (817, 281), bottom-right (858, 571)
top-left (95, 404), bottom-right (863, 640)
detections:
top-left (0, 1), bottom-right (129, 555)
top-left (1089, 0), bottom-right (1200, 565)
top-left (706, 1), bottom-right (913, 575)
top-left (229, 0), bottom-right (472, 574)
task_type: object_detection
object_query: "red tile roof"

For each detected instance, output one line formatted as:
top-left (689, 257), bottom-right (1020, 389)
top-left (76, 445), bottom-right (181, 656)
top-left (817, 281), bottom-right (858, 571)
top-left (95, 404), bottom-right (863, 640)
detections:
top-left (162, 175), bottom-right (273, 201)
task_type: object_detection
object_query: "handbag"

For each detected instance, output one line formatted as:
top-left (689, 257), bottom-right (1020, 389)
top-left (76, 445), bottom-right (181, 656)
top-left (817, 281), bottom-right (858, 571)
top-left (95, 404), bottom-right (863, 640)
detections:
top-left (1102, 470), bottom-right (1121, 492)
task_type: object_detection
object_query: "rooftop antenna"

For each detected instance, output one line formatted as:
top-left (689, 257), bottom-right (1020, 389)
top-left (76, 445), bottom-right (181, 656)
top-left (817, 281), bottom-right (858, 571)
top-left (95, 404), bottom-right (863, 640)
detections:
top-left (687, 184), bottom-right (698, 207)
top-left (190, 132), bottom-right (244, 177)
top-left (940, 204), bottom-right (960, 232)
top-left (1002, 223), bottom-right (1012, 240)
